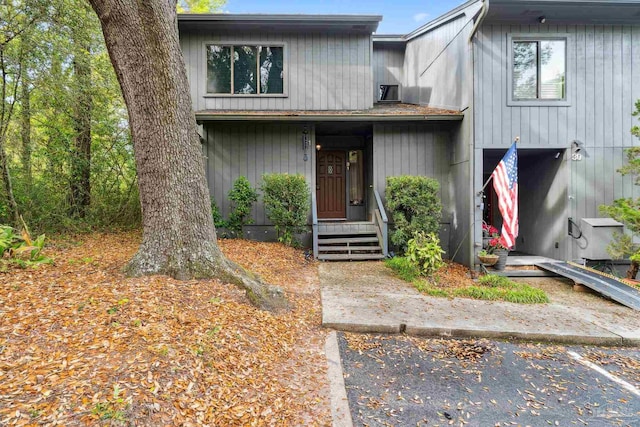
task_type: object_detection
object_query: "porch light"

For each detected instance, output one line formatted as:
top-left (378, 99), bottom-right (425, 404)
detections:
top-left (538, 16), bottom-right (546, 24)
top-left (302, 127), bottom-right (310, 161)
top-left (316, 144), bottom-right (322, 151)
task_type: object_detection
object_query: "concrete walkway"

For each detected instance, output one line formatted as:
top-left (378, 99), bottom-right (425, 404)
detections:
top-left (320, 262), bottom-right (640, 346)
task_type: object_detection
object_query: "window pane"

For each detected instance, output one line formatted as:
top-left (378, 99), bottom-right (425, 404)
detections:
top-left (348, 151), bottom-right (364, 206)
top-left (540, 40), bottom-right (565, 99)
top-left (513, 41), bottom-right (538, 99)
top-left (259, 46), bottom-right (284, 94)
top-left (206, 45), bottom-right (231, 93)
top-left (233, 46), bottom-right (257, 94)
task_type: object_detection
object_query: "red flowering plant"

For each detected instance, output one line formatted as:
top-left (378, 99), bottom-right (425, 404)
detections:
top-left (486, 237), bottom-right (509, 254)
top-left (482, 222), bottom-right (499, 237)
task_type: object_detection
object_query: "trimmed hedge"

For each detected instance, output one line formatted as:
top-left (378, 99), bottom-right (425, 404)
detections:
top-left (386, 175), bottom-right (442, 251)
top-left (261, 173), bottom-right (310, 246)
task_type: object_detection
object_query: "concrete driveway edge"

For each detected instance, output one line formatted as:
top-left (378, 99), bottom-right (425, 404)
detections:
top-left (403, 325), bottom-right (624, 346)
top-left (325, 331), bottom-right (353, 427)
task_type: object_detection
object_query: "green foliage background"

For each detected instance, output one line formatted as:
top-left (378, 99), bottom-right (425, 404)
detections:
top-left (0, 0), bottom-right (225, 233)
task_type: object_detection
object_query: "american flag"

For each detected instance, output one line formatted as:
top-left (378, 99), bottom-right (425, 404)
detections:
top-left (492, 142), bottom-right (518, 249)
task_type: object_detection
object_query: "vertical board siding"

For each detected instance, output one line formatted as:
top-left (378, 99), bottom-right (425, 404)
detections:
top-left (474, 24), bottom-right (640, 260)
top-left (372, 123), bottom-right (452, 216)
top-left (204, 123), bottom-right (313, 225)
top-left (372, 45), bottom-right (405, 102)
top-left (180, 30), bottom-right (372, 111)
top-left (404, 14), bottom-right (473, 110)
top-left (474, 24), bottom-right (639, 149)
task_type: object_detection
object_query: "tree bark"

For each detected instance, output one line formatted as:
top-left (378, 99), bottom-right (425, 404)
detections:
top-left (0, 49), bottom-right (21, 226)
top-left (87, 0), bottom-right (288, 311)
top-left (69, 21), bottom-right (92, 218)
top-left (627, 260), bottom-right (639, 280)
top-left (20, 64), bottom-right (32, 187)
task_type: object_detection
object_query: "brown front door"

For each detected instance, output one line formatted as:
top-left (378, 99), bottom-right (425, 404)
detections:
top-left (317, 150), bottom-right (346, 219)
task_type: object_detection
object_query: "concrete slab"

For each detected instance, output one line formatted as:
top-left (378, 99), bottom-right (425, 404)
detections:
top-left (506, 255), bottom-right (558, 266)
top-left (324, 332), bottom-right (353, 427)
top-left (320, 262), bottom-right (640, 346)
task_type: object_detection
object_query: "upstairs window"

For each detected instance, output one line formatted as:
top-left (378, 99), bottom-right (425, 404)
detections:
top-left (512, 38), bottom-right (566, 101)
top-left (206, 44), bottom-right (284, 95)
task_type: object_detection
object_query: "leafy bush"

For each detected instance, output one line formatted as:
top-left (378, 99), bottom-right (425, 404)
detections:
top-left (261, 173), bottom-right (310, 246)
top-left (0, 224), bottom-right (52, 270)
top-left (210, 198), bottom-right (227, 229)
top-left (386, 175), bottom-right (442, 251)
top-left (384, 257), bottom-right (421, 282)
top-left (406, 231), bottom-right (445, 276)
top-left (227, 176), bottom-right (259, 233)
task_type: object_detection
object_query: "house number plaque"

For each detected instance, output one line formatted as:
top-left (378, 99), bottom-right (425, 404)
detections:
top-left (328, 165), bottom-right (334, 175)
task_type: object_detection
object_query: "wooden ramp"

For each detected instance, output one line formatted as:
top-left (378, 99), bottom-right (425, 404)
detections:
top-left (536, 261), bottom-right (640, 311)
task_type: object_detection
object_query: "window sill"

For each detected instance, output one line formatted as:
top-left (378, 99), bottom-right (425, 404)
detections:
top-left (203, 93), bottom-right (289, 98)
top-left (507, 99), bottom-right (571, 107)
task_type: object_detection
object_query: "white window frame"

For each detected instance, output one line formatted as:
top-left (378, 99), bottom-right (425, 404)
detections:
top-left (507, 34), bottom-right (571, 107)
top-left (203, 41), bottom-right (288, 98)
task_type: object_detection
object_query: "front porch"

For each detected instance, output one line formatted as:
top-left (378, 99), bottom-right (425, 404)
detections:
top-left (312, 188), bottom-right (389, 261)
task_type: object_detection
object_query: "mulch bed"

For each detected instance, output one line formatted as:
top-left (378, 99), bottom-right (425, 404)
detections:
top-left (0, 233), bottom-right (331, 426)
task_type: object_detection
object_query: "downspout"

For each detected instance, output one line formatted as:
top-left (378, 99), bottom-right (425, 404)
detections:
top-left (468, 0), bottom-right (488, 43)
top-left (468, 0), bottom-right (487, 269)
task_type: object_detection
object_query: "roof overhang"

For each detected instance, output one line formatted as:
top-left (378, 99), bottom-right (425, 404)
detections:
top-left (485, 0), bottom-right (640, 25)
top-left (196, 114), bottom-right (463, 123)
top-left (194, 105), bottom-right (463, 123)
top-left (178, 14), bottom-right (382, 33)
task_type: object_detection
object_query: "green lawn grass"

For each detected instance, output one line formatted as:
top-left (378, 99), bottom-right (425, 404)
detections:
top-left (385, 257), bottom-right (549, 304)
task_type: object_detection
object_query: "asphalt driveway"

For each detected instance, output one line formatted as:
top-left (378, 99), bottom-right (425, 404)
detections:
top-left (337, 333), bottom-right (640, 427)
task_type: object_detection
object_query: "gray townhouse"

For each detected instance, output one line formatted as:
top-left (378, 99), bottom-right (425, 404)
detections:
top-left (177, 0), bottom-right (640, 267)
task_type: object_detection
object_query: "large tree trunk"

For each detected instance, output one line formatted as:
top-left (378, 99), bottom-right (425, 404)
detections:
top-left (69, 21), bottom-right (92, 218)
top-left (627, 260), bottom-right (639, 280)
top-left (20, 59), bottom-right (32, 187)
top-left (0, 49), bottom-right (21, 226)
top-left (87, 0), bottom-right (288, 311)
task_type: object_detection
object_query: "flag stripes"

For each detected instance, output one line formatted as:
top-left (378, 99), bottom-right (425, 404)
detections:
top-left (491, 143), bottom-right (518, 249)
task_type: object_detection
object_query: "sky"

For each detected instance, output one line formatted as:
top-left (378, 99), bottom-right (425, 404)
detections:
top-left (224, 0), bottom-right (467, 35)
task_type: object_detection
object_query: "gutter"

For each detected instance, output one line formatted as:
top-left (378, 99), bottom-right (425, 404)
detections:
top-left (468, 0), bottom-right (488, 42)
top-left (195, 114), bottom-right (464, 123)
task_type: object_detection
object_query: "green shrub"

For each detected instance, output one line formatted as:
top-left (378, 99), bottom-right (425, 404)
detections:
top-left (210, 198), bottom-right (227, 229)
top-left (406, 231), bottom-right (445, 276)
top-left (261, 173), bottom-right (310, 246)
top-left (386, 175), bottom-right (442, 251)
top-left (227, 176), bottom-right (259, 233)
top-left (384, 257), bottom-right (421, 282)
top-left (0, 224), bottom-right (52, 270)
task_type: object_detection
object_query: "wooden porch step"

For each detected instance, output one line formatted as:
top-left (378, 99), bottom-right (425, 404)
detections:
top-left (317, 237), bottom-right (379, 245)
top-left (317, 231), bottom-right (377, 236)
top-left (318, 245), bottom-right (382, 252)
top-left (318, 253), bottom-right (386, 261)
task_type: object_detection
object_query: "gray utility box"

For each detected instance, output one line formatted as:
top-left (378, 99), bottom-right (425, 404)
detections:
top-left (577, 218), bottom-right (624, 260)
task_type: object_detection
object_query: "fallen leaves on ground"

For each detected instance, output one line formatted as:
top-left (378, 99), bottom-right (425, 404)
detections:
top-left (410, 338), bottom-right (494, 362)
top-left (435, 261), bottom-right (476, 289)
top-left (0, 232), bottom-right (330, 426)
